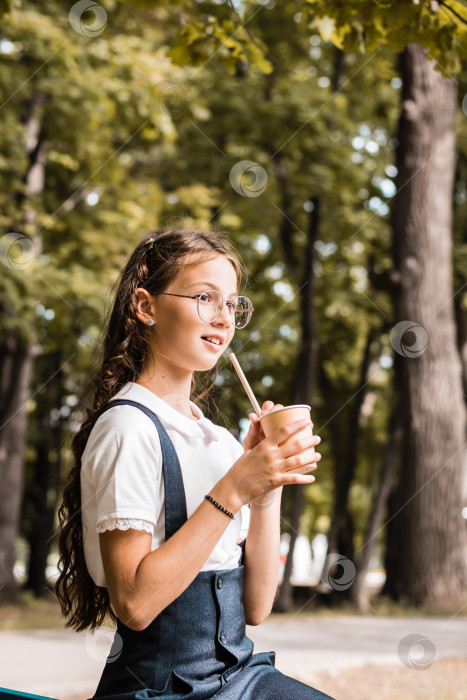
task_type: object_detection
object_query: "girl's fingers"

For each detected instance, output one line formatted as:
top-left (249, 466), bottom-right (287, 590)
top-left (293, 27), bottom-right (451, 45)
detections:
top-left (276, 466), bottom-right (318, 485)
top-left (250, 412), bottom-right (267, 440)
top-left (267, 418), bottom-right (313, 446)
top-left (283, 451), bottom-right (321, 473)
top-left (285, 474), bottom-right (316, 486)
top-left (243, 415), bottom-right (263, 451)
top-left (279, 449), bottom-right (321, 474)
top-left (279, 435), bottom-right (320, 460)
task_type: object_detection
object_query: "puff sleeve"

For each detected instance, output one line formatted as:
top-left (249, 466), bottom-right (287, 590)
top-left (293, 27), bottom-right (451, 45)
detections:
top-left (81, 405), bottom-right (163, 533)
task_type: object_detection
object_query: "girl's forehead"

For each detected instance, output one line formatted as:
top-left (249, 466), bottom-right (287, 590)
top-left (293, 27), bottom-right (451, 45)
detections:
top-left (176, 254), bottom-right (239, 287)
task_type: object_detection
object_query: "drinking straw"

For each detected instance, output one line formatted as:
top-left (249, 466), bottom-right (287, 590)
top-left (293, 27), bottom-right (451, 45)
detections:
top-left (229, 352), bottom-right (262, 416)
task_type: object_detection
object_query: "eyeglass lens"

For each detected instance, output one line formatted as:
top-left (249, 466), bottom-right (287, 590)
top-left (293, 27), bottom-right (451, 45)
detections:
top-left (197, 291), bottom-right (253, 329)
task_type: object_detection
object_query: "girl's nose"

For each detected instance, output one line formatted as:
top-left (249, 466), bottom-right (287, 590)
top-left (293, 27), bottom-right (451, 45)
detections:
top-left (214, 301), bottom-right (233, 327)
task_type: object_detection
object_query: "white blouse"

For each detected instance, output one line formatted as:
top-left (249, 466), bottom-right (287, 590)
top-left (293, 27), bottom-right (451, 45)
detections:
top-left (80, 382), bottom-right (250, 588)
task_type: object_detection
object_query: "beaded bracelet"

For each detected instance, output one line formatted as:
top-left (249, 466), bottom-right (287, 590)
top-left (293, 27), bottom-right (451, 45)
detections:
top-left (204, 494), bottom-right (235, 520)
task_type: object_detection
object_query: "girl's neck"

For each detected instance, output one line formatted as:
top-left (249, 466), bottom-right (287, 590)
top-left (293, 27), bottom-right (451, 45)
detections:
top-left (135, 371), bottom-right (198, 421)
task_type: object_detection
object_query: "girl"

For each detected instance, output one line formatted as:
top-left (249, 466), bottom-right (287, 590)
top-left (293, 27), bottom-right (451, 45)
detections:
top-left (56, 229), bottom-right (334, 700)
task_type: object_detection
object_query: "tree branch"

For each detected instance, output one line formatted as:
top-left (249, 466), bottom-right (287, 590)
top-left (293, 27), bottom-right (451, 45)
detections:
top-left (438, 1), bottom-right (467, 25)
top-left (226, 0), bottom-right (290, 72)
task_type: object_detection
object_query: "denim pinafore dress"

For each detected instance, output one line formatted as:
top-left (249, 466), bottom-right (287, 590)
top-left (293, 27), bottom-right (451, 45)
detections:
top-left (91, 399), bottom-right (334, 700)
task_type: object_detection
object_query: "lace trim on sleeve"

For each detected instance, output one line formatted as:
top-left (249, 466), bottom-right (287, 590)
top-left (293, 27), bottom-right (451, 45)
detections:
top-left (96, 517), bottom-right (155, 535)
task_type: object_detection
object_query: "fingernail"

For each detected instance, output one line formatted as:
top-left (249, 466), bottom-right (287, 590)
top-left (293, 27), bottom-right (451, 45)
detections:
top-left (315, 453), bottom-right (321, 459)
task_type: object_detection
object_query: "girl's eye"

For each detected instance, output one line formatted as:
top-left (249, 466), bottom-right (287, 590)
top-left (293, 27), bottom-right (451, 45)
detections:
top-left (198, 292), bottom-right (212, 303)
top-left (226, 300), bottom-right (236, 312)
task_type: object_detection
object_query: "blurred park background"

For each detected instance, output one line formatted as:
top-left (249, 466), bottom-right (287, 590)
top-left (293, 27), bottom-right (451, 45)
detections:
top-left (0, 1), bottom-right (467, 697)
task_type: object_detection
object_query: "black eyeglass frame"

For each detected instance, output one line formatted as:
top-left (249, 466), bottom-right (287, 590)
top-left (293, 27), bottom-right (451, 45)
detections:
top-left (159, 290), bottom-right (254, 329)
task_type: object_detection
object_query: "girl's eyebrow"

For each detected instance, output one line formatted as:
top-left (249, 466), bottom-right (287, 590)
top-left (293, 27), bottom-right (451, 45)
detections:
top-left (186, 282), bottom-right (238, 297)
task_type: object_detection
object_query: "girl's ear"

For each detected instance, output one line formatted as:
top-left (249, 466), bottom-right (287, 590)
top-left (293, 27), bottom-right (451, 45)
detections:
top-left (135, 287), bottom-right (156, 326)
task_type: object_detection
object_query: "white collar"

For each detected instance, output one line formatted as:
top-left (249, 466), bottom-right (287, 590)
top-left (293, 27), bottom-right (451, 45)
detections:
top-left (111, 382), bottom-right (220, 441)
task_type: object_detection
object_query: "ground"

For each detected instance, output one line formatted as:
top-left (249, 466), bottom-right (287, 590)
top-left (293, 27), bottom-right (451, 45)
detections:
top-left (298, 658), bottom-right (466, 700)
top-left (2, 591), bottom-right (466, 700)
top-left (59, 659), bottom-right (467, 700)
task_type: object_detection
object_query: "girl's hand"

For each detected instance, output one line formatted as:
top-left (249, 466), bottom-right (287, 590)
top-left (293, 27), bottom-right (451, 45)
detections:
top-left (242, 400), bottom-right (284, 452)
top-left (230, 417), bottom-right (322, 508)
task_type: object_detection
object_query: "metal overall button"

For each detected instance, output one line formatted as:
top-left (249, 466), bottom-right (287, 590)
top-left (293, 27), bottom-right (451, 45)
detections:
top-left (222, 661), bottom-right (244, 684)
top-left (220, 633), bottom-right (227, 644)
top-left (217, 578), bottom-right (224, 589)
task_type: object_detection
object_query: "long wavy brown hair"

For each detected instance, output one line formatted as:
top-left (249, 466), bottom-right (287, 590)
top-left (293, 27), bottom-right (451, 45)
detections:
top-left (55, 229), bottom-right (242, 631)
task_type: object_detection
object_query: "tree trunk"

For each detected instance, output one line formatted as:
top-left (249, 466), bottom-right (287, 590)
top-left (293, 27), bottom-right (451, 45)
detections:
top-left (454, 285), bottom-right (467, 405)
top-left (453, 172), bottom-right (467, 405)
top-left (24, 350), bottom-right (63, 596)
top-left (0, 94), bottom-right (47, 600)
top-left (332, 48), bottom-right (345, 93)
top-left (0, 332), bottom-right (36, 600)
top-left (275, 197), bottom-right (320, 613)
top-left (327, 331), bottom-right (372, 553)
top-left (453, 154), bottom-right (467, 409)
top-left (387, 43), bottom-right (467, 606)
top-left (321, 329), bottom-right (373, 600)
top-left (272, 154), bottom-right (298, 275)
top-left (351, 403), bottom-right (403, 609)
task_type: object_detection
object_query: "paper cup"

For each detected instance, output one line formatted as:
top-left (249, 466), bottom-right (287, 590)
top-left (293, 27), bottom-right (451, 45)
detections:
top-left (258, 405), bottom-right (315, 475)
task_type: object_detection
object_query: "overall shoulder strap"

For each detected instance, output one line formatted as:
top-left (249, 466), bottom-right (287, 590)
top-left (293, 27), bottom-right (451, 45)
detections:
top-left (97, 399), bottom-right (188, 540)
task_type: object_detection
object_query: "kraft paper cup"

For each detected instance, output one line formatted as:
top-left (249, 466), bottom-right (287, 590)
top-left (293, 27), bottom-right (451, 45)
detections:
top-left (258, 405), bottom-right (315, 475)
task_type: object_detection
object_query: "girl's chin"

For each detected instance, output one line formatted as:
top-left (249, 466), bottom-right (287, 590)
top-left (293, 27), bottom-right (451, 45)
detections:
top-left (196, 360), bottom-right (220, 372)
top-left (194, 355), bottom-right (223, 372)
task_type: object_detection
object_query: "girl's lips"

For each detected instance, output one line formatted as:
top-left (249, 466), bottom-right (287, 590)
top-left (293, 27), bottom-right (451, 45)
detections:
top-left (202, 337), bottom-right (223, 349)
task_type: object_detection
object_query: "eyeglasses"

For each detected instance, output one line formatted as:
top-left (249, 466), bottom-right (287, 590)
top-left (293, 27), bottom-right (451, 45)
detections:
top-left (159, 290), bottom-right (254, 329)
